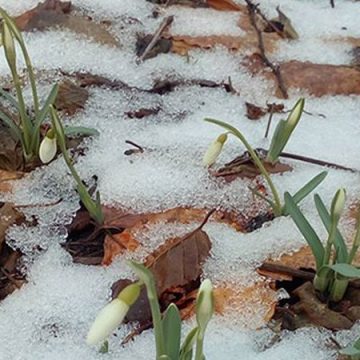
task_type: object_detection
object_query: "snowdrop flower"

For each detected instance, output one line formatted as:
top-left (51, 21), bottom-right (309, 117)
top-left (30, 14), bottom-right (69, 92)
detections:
top-left (196, 279), bottom-right (214, 331)
top-left (202, 133), bottom-right (228, 167)
top-left (86, 283), bottom-right (141, 345)
top-left (39, 129), bottom-right (57, 164)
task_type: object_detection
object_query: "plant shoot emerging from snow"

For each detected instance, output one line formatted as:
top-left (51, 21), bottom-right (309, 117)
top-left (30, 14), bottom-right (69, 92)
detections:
top-left (87, 261), bottom-right (215, 360)
top-left (285, 189), bottom-right (360, 302)
top-left (204, 99), bottom-right (326, 217)
top-left (50, 106), bottom-right (104, 225)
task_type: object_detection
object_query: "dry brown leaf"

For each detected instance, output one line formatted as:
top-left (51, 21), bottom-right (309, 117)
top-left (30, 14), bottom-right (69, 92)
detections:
top-left (206, 0), bottom-right (245, 11)
top-left (15, 0), bottom-right (119, 47)
top-left (0, 203), bottom-right (24, 252)
top-left (247, 56), bottom-right (360, 97)
top-left (55, 80), bottom-right (89, 115)
top-left (111, 224), bottom-right (211, 324)
top-left (0, 170), bottom-right (24, 193)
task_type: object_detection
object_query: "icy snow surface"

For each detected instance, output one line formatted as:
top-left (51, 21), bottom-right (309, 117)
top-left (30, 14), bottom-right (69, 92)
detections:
top-left (0, 0), bottom-right (360, 359)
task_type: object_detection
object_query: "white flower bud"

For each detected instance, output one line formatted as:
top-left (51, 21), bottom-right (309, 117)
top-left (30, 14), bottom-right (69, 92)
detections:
top-left (86, 283), bottom-right (141, 346)
top-left (196, 279), bottom-right (214, 331)
top-left (202, 133), bottom-right (227, 167)
top-left (39, 129), bottom-right (57, 164)
top-left (86, 299), bottom-right (129, 345)
top-left (286, 98), bottom-right (304, 129)
top-left (2, 22), bottom-right (16, 71)
top-left (331, 188), bottom-right (346, 223)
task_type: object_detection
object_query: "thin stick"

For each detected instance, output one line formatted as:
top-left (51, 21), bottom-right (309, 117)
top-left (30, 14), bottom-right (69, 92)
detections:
top-left (264, 104), bottom-right (275, 138)
top-left (279, 151), bottom-right (356, 173)
top-left (125, 140), bottom-right (144, 153)
top-left (330, 0), bottom-right (335, 8)
top-left (258, 262), bottom-right (315, 281)
top-left (244, 0), bottom-right (288, 99)
top-left (137, 16), bottom-right (174, 63)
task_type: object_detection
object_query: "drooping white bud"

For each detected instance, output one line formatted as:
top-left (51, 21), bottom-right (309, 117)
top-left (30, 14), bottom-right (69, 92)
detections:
top-left (39, 129), bottom-right (57, 164)
top-left (86, 283), bottom-right (141, 346)
top-left (202, 133), bottom-right (227, 167)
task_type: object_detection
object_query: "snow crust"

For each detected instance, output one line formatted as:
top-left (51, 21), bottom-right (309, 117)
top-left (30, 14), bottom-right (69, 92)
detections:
top-left (0, 0), bottom-right (359, 359)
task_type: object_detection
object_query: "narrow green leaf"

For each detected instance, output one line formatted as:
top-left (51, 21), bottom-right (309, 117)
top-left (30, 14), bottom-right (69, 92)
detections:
top-left (329, 263), bottom-right (360, 279)
top-left (180, 327), bottom-right (198, 360)
top-left (63, 126), bottom-right (99, 137)
top-left (31, 84), bottom-right (59, 147)
top-left (291, 172), bottom-right (327, 205)
top-left (284, 192), bottom-right (324, 270)
top-left (314, 194), bottom-right (348, 262)
top-left (266, 119), bottom-right (287, 163)
top-left (162, 304), bottom-right (181, 360)
top-left (339, 345), bottom-right (360, 356)
top-left (0, 108), bottom-right (22, 141)
top-left (0, 87), bottom-right (19, 109)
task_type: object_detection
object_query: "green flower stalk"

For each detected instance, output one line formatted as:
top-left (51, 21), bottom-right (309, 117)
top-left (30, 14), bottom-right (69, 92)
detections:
top-left (50, 106), bottom-right (104, 225)
top-left (204, 116), bottom-right (327, 217)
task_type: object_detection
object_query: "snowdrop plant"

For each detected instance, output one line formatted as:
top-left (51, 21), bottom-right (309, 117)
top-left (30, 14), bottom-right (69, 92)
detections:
top-left (87, 260), bottom-right (215, 359)
top-left (204, 99), bottom-right (326, 217)
top-left (0, 8), bottom-right (58, 163)
top-left (129, 261), bottom-right (214, 360)
top-left (50, 106), bottom-right (104, 225)
top-left (0, 8), bottom-right (96, 165)
top-left (285, 189), bottom-right (360, 302)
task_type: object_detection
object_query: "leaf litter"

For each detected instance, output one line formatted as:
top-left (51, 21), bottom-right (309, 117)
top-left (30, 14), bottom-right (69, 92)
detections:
top-left (0, 0), bottom-right (360, 359)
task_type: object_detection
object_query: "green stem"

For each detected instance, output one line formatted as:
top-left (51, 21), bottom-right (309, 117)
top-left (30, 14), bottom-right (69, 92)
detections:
top-left (329, 276), bottom-right (349, 302)
top-left (348, 245), bottom-right (359, 265)
top-left (313, 273), bottom-right (330, 293)
top-left (194, 330), bottom-right (205, 360)
top-left (204, 118), bottom-right (282, 216)
top-left (323, 220), bottom-right (337, 266)
top-left (143, 277), bottom-right (165, 358)
top-left (11, 69), bottom-right (32, 155)
top-left (230, 132), bottom-right (282, 216)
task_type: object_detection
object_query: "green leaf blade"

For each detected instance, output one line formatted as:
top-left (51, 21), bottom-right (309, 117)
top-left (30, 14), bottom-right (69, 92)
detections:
top-left (314, 194), bottom-right (348, 262)
top-left (329, 263), bottom-right (360, 279)
top-left (162, 304), bottom-right (181, 360)
top-left (284, 192), bottom-right (324, 270)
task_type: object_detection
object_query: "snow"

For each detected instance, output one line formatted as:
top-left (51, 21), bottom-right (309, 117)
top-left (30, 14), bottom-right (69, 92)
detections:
top-left (0, 0), bottom-right (360, 359)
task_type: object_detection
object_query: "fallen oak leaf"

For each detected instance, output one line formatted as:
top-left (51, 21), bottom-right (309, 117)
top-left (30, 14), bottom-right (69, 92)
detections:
top-left (206, 0), bottom-right (245, 11)
top-left (15, 0), bottom-right (119, 47)
top-left (110, 211), bottom-right (213, 325)
top-left (55, 80), bottom-right (89, 115)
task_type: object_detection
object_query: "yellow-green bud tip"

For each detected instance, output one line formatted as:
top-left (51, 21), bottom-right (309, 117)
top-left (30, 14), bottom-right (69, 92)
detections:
top-left (117, 283), bottom-right (141, 306)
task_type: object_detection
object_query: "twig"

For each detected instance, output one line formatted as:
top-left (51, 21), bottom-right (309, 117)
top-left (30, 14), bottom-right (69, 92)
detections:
top-left (279, 150), bottom-right (356, 173)
top-left (247, 148), bottom-right (357, 173)
top-left (258, 262), bottom-right (315, 281)
top-left (264, 104), bottom-right (275, 138)
top-left (125, 140), bottom-right (144, 153)
top-left (244, 0), bottom-right (288, 99)
top-left (137, 16), bottom-right (174, 63)
top-left (330, 0), bottom-right (335, 8)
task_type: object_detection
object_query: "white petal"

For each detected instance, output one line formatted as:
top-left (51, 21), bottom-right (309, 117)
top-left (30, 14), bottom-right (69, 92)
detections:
top-left (39, 136), bottom-right (57, 164)
top-left (86, 299), bottom-right (129, 345)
